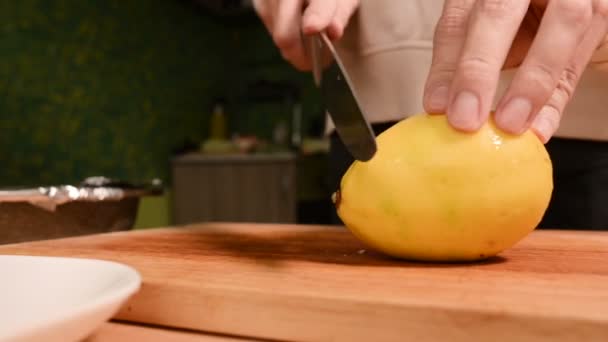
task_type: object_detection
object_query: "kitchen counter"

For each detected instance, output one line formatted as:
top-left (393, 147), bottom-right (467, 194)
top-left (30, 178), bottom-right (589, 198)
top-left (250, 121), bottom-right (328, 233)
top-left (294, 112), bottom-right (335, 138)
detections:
top-left (2, 223), bottom-right (608, 341)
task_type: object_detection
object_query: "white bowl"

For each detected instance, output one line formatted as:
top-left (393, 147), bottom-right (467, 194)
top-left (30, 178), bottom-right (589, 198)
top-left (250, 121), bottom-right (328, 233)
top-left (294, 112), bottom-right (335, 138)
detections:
top-left (0, 255), bottom-right (141, 342)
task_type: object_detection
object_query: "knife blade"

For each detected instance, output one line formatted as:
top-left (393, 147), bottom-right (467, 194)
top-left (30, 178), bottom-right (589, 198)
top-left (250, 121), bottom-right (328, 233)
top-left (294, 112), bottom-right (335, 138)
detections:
top-left (308, 33), bottom-right (377, 162)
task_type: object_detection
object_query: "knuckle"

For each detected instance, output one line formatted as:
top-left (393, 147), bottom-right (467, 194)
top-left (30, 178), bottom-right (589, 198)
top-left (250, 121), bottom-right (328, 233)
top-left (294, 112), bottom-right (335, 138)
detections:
top-left (555, 67), bottom-right (579, 101)
top-left (430, 61), bottom-right (457, 76)
top-left (478, 0), bottom-right (515, 19)
top-left (552, 84), bottom-right (572, 108)
top-left (543, 106), bottom-right (561, 125)
top-left (453, 56), bottom-right (499, 86)
top-left (555, 0), bottom-right (593, 24)
top-left (524, 64), bottom-right (560, 96)
top-left (434, 2), bottom-right (471, 42)
top-left (426, 68), bottom-right (455, 90)
top-left (458, 55), bottom-right (496, 74)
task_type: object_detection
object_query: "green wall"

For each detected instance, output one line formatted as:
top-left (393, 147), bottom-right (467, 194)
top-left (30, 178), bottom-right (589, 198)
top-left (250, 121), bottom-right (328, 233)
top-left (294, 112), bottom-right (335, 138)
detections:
top-left (0, 0), bottom-right (321, 187)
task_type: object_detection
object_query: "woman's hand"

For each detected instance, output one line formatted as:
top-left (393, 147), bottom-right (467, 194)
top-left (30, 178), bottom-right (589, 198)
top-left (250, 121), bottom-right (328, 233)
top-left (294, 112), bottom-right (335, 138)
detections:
top-left (252, 0), bottom-right (359, 71)
top-left (423, 0), bottom-right (608, 142)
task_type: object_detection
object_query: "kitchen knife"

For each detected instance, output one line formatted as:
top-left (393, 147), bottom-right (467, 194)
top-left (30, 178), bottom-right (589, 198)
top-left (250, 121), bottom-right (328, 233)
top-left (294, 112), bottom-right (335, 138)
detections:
top-left (308, 33), bottom-right (377, 162)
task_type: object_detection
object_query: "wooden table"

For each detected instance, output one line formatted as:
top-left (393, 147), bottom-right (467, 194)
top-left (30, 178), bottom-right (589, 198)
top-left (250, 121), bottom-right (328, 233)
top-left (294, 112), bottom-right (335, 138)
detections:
top-left (2, 222), bottom-right (608, 342)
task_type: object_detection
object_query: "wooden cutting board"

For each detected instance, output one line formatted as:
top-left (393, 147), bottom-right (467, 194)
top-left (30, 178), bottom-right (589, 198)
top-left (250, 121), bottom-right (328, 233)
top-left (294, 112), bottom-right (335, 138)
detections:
top-left (2, 223), bottom-right (608, 342)
top-left (86, 322), bottom-right (258, 342)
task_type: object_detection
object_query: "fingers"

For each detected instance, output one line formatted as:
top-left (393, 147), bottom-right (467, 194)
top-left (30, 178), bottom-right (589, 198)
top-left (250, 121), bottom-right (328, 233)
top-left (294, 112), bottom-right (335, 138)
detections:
top-left (303, 0), bottom-right (359, 39)
top-left (424, 0), bottom-right (475, 114)
top-left (253, 0), bottom-right (358, 71)
top-left (272, 0), bottom-right (311, 71)
top-left (427, 0), bottom-right (606, 140)
top-left (445, 0), bottom-right (530, 131)
top-left (302, 0), bottom-right (338, 35)
top-left (327, 0), bottom-right (360, 39)
top-left (532, 7), bottom-right (608, 142)
top-left (495, 0), bottom-right (593, 135)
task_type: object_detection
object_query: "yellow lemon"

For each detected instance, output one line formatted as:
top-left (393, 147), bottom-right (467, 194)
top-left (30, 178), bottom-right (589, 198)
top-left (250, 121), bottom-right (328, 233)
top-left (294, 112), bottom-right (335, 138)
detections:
top-left (335, 113), bottom-right (553, 262)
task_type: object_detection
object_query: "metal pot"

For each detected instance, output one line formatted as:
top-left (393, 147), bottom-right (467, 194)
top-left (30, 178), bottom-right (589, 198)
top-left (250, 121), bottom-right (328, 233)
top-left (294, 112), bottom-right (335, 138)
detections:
top-left (0, 177), bottom-right (163, 245)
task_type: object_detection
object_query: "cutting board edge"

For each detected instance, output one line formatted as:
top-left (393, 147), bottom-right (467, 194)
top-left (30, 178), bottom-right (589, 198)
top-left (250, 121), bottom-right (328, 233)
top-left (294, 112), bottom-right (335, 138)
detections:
top-left (114, 282), bottom-right (608, 342)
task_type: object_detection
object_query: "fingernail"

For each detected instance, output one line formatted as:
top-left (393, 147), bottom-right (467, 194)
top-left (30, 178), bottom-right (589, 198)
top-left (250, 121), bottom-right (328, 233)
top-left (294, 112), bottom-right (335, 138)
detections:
top-left (427, 86), bottom-right (449, 112)
top-left (496, 97), bottom-right (532, 134)
top-left (449, 91), bottom-right (480, 130)
top-left (532, 107), bottom-right (558, 143)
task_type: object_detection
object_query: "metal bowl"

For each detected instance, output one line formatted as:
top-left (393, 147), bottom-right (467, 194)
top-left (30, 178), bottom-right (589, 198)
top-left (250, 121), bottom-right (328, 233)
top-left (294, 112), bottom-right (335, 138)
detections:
top-left (0, 177), bottom-right (163, 245)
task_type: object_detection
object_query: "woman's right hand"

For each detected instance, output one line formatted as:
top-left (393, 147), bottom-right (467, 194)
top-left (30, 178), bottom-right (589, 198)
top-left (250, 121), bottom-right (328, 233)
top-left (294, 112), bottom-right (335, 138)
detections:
top-left (252, 0), bottom-right (360, 71)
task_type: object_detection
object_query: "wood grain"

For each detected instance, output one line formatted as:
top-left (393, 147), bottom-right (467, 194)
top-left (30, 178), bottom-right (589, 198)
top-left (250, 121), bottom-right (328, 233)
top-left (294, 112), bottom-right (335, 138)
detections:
top-left (2, 223), bottom-right (608, 342)
top-left (84, 322), bottom-right (261, 342)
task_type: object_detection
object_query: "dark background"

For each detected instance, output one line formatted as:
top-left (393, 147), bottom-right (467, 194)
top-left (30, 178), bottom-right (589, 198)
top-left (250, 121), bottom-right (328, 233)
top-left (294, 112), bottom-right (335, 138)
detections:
top-left (0, 0), bottom-right (324, 187)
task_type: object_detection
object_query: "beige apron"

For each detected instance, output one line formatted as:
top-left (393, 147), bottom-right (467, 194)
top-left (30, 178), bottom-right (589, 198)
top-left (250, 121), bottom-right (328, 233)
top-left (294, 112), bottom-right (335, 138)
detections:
top-left (330, 0), bottom-right (608, 141)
